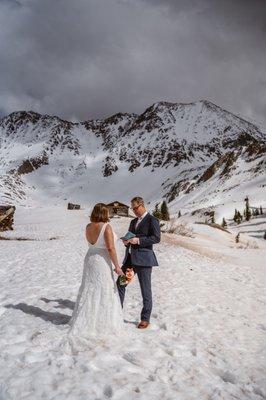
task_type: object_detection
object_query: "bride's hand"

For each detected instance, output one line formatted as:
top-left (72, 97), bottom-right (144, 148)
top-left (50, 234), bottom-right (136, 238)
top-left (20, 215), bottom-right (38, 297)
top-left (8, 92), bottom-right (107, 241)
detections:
top-left (114, 266), bottom-right (124, 276)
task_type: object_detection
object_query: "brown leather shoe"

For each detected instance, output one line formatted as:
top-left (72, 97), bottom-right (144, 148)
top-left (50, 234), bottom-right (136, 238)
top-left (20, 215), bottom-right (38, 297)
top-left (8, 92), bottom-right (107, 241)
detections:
top-left (137, 320), bottom-right (150, 329)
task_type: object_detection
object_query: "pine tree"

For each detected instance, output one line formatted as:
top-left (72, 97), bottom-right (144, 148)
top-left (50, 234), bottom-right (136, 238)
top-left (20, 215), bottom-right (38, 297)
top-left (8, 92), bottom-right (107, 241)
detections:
top-left (260, 206), bottom-right (263, 215)
top-left (264, 231), bottom-right (266, 240)
top-left (178, 211), bottom-right (181, 218)
top-left (235, 232), bottom-right (240, 243)
top-left (236, 211), bottom-right (242, 225)
top-left (245, 196), bottom-right (251, 221)
top-left (160, 200), bottom-right (170, 221)
top-left (152, 203), bottom-right (162, 220)
top-left (221, 217), bottom-right (227, 228)
top-left (233, 209), bottom-right (238, 223)
top-left (211, 212), bottom-right (215, 224)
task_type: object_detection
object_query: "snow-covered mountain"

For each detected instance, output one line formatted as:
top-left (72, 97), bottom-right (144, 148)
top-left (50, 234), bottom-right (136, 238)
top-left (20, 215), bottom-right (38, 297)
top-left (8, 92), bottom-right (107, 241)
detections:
top-left (0, 99), bottom-right (265, 219)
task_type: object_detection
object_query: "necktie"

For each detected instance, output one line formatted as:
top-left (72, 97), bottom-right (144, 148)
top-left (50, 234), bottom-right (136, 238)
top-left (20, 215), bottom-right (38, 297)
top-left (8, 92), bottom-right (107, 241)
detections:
top-left (135, 217), bottom-right (142, 229)
top-left (129, 217), bottom-right (141, 254)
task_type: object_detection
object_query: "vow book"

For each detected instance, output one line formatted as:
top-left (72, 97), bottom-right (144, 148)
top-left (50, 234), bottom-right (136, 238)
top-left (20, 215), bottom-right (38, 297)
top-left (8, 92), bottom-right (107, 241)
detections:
top-left (120, 231), bottom-right (136, 241)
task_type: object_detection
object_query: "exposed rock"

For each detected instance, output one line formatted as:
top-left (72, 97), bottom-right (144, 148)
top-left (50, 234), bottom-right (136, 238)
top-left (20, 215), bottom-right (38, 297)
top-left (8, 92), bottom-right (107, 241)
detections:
top-left (0, 205), bottom-right (16, 231)
top-left (17, 153), bottom-right (49, 175)
top-left (103, 156), bottom-right (118, 177)
top-left (0, 99), bottom-right (265, 206)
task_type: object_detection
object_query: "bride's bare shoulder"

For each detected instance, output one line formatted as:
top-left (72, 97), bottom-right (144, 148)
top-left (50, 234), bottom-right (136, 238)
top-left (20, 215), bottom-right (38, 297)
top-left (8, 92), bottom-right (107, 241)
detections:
top-left (104, 223), bottom-right (114, 234)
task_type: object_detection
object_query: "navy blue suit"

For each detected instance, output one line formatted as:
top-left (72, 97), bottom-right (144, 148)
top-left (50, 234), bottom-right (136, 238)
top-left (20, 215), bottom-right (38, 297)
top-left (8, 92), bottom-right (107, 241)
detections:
top-left (116, 212), bottom-right (161, 322)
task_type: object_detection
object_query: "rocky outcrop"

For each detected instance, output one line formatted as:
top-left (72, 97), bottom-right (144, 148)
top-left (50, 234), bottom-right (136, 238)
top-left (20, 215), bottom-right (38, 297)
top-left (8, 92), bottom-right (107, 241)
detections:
top-left (102, 156), bottom-right (118, 177)
top-left (0, 205), bottom-right (16, 231)
top-left (16, 153), bottom-right (49, 175)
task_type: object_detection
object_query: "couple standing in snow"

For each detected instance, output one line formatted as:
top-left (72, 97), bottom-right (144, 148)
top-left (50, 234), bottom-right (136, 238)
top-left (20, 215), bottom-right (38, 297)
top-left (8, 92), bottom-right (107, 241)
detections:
top-left (68, 196), bottom-right (161, 338)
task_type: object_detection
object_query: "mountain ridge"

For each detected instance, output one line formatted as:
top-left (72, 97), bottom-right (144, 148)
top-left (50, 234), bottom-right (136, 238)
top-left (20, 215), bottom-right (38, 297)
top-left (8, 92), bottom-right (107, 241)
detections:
top-left (1, 98), bottom-right (262, 133)
top-left (0, 99), bottom-right (265, 218)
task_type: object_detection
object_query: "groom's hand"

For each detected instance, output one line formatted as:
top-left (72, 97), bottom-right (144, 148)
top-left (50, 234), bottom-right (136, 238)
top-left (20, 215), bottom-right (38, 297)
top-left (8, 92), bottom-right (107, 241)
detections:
top-left (122, 239), bottom-right (129, 246)
top-left (128, 237), bottom-right (140, 245)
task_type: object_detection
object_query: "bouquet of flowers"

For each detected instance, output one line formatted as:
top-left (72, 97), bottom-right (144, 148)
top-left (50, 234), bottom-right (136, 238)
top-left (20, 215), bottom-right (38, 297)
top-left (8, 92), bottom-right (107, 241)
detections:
top-left (119, 267), bottom-right (135, 286)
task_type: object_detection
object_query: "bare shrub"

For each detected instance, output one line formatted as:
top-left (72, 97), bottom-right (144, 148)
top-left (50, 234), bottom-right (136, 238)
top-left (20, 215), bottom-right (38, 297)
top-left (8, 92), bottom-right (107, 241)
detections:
top-left (236, 238), bottom-right (259, 249)
top-left (162, 219), bottom-right (194, 237)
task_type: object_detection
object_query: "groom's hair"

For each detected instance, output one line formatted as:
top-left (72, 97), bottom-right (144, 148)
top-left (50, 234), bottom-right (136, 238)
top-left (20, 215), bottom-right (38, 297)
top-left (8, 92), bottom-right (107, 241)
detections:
top-left (131, 196), bottom-right (144, 205)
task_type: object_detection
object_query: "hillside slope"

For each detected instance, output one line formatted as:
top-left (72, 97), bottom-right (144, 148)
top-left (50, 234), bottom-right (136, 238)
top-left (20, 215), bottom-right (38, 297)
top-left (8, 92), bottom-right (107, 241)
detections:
top-left (0, 100), bottom-right (265, 216)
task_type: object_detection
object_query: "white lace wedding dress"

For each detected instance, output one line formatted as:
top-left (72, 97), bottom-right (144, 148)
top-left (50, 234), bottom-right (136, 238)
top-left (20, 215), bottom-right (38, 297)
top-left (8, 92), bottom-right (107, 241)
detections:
top-left (67, 222), bottom-right (125, 340)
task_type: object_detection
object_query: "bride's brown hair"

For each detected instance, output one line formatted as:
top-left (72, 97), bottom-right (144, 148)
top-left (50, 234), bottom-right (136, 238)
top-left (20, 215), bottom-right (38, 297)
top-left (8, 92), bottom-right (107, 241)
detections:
top-left (90, 203), bottom-right (109, 223)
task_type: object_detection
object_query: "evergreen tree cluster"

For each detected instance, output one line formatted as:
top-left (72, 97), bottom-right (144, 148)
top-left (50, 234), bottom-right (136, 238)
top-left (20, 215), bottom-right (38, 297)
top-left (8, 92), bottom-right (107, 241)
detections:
top-left (251, 206), bottom-right (263, 216)
top-left (152, 201), bottom-right (173, 221)
top-left (231, 197), bottom-right (264, 226)
top-left (233, 209), bottom-right (243, 225)
top-left (221, 197), bottom-right (266, 240)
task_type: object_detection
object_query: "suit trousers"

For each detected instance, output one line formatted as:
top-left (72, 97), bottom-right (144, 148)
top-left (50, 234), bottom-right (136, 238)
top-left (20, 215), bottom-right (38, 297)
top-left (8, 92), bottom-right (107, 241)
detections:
top-left (116, 253), bottom-right (153, 322)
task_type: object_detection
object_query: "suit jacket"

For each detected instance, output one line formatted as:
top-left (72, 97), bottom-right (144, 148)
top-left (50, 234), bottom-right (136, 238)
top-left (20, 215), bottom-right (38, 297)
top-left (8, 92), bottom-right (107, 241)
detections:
top-left (122, 212), bottom-right (161, 267)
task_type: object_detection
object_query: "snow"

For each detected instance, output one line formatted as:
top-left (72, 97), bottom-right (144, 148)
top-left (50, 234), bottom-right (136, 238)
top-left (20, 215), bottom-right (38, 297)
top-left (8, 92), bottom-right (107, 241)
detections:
top-left (1, 101), bottom-right (265, 212)
top-left (169, 157), bottom-right (266, 223)
top-left (228, 214), bottom-right (266, 241)
top-left (0, 207), bottom-right (265, 399)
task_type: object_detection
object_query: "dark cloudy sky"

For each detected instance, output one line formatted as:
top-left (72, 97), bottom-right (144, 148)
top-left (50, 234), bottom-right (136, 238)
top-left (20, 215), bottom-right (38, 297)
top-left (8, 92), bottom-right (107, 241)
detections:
top-left (0, 0), bottom-right (265, 127)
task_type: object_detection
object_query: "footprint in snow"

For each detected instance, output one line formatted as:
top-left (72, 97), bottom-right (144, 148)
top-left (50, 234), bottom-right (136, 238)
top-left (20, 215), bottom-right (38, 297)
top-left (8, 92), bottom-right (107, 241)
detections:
top-left (214, 369), bottom-right (237, 384)
top-left (122, 352), bottom-right (142, 366)
top-left (103, 385), bottom-right (113, 398)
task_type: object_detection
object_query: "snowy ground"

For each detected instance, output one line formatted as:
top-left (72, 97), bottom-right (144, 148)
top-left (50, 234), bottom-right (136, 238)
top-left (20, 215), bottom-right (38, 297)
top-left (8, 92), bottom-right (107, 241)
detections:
top-left (228, 214), bottom-right (266, 240)
top-left (0, 207), bottom-right (266, 400)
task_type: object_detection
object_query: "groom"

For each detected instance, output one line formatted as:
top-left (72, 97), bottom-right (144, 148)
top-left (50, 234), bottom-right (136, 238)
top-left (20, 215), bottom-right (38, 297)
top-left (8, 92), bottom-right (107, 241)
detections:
top-left (117, 196), bottom-right (161, 329)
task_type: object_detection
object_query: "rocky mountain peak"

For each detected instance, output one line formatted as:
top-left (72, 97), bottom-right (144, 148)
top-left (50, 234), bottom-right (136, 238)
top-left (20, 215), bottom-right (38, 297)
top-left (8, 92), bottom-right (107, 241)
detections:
top-left (0, 99), bottom-right (265, 209)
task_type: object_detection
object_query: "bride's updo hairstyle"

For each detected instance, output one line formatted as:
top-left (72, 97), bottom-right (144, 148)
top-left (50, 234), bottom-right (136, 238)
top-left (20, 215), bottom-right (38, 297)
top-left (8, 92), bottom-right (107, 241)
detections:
top-left (90, 203), bottom-right (109, 223)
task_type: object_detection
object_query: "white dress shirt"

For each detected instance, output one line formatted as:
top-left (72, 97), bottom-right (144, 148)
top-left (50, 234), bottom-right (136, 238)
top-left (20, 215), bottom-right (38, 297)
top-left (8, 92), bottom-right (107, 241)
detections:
top-left (128, 211), bottom-right (148, 253)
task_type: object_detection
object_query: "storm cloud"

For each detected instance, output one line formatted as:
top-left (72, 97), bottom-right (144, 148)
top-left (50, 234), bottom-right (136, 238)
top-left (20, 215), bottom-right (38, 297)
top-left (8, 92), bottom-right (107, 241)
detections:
top-left (0, 0), bottom-right (265, 127)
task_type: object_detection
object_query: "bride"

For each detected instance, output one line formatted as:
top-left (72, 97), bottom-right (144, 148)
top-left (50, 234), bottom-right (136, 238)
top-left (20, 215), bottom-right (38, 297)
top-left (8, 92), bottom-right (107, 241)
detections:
top-left (68, 203), bottom-right (125, 338)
